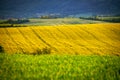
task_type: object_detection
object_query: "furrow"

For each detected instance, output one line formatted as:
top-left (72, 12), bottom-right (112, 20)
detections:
top-left (80, 26), bottom-right (119, 49)
top-left (66, 27), bottom-right (96, 54)
top-left (30, 27), bottom-right (58, 51)
top-left (0, 28), bottom-right (13, 53)
top-left (55, 27), bottom-right (69, 39)
top-left (4, 28), bottom-right (24, 53)
top-left (17, 28), bottom-right (35, 52)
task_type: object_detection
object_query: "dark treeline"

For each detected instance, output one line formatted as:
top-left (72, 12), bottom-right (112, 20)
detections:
top-left (0, 19), bottom-right (29, 24)
top-left (79, 16), bottom-right (120, 23)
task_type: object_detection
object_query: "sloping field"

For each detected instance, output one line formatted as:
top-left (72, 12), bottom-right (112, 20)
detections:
top-left (26, 18), bottom-right (107, 25)
top-left (0, 23), bottom-right (120, 55)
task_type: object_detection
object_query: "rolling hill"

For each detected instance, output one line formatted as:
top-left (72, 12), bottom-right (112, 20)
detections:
top-left (0, 23), bottom-right (120, 55)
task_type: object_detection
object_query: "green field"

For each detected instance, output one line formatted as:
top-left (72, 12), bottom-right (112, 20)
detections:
top-left (1, 16), bottom-right (120, 27)
top-left (0, 18), bottom-right (108, 27)
top-left (0, 53), bottom-right (120, 80)
top-left (26, 18), bottom-right (107, 26)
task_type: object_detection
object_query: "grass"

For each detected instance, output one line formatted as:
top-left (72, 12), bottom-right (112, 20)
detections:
top-left (0, 53), bottom-right (120, 80)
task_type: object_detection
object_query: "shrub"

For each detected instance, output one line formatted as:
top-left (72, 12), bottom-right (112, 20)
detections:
top-left (0, 45), bottom-right (4, 53)
top-left (35, 49), bottom-right (42, 55)
top-left (42, 47), bottom-right (51, 54)
top-left (33, 47), bottom-right (51, 55)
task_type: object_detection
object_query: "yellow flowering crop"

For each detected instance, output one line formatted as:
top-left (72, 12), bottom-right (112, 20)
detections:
top-left (0, 23), bottom-right (120, 55)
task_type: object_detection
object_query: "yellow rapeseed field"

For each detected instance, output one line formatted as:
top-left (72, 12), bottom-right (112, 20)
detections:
top-left (0, 23), bottom-right (120, 55)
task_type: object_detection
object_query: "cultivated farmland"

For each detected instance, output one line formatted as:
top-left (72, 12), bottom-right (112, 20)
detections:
top-left (0, 23), bottom-right (120, 80)
top-left (0, 23), bottom-right (120, 55)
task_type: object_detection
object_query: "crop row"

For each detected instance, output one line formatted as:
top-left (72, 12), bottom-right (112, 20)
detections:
top-left (0, 23), bottom-right (120, 55)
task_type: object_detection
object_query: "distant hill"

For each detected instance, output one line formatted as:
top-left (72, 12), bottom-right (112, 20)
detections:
top-left (0, 0), bottom-right (120, 18)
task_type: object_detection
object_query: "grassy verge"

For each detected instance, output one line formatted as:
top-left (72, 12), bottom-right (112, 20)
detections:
top-left (0, 53), bottom-right (120, 80)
